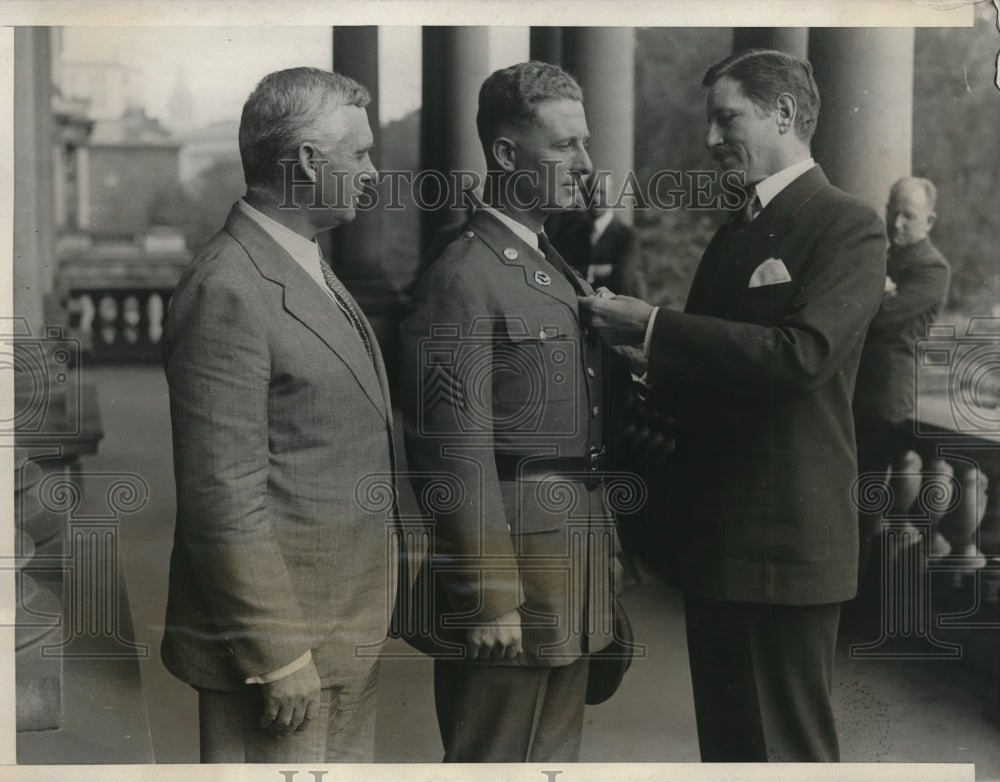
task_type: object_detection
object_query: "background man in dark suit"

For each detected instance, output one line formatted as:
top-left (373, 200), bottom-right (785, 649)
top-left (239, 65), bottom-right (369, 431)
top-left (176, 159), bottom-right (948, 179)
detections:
top-left (399, 61), bottom-right (620, 762)
top-left (580, 49), bottom-right (887, 762)
top-left (550, 174), bottom-right (647, 298)
top-left (853, 176), bottom-right (951, 586)
top-left (162, 68), bottom-right (397, 763)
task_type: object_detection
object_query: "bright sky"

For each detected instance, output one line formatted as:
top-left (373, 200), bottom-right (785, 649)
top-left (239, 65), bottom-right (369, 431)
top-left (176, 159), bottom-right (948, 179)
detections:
top-left (60, 26), bottom-right (530, 128)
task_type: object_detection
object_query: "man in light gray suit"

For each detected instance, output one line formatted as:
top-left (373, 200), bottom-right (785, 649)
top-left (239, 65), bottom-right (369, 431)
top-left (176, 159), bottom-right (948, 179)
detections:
top-left (162, 68), bottom-right (397, 763)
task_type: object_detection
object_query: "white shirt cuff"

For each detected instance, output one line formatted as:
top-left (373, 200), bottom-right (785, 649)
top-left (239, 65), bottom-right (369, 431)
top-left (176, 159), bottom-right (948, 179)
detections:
top-left (627, 307), bottom-right (659, 388)
top-left (244, 651), bottom-right (312, 685)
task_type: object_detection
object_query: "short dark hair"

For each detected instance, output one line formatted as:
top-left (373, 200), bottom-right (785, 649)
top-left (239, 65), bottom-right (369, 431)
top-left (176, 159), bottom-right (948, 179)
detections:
top-left (703, 49), bottom-right (821, 141)
top-left (476, 61), bottom-right (584, 169)
top-left (239, 67), bottom-right (370, 192)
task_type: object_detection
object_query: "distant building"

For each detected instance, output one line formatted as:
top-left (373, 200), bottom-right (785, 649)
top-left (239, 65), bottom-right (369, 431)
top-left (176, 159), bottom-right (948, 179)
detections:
top-left (84, 106), bottom-right (183, 238)
top-left (166, 69), bottom-right (197, 136)
top-left (58, 60), bottom-right (143, 121)
top-left (177, 119), bottom-right (241, 185)
top-left (48, 91), bottom-right (191, 361)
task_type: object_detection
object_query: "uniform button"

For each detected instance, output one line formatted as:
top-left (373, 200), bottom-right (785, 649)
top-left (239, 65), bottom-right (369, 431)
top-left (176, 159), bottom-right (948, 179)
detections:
top-left (539, 329), bottom-right (547, 340)
top-left (464, 231), bottom-right (474, 239)
top-left (586, 367), bottom-right (595, 378)
top-left (592, 406), bottom-right (600, 417)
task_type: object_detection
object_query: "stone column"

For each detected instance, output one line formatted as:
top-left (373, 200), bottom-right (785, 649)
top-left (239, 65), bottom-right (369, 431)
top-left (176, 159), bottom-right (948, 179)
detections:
top-left (330, 26), bottom-right (403, 371)
top-left (809, 28), bottom-right (915, 212)
top-left (14, 27), bottom-right (56, 333)
top-left (77, 147), bottom-right (90, 230)
top-left (530, 27), bottom-right (563, 64)
top-left (561, 28), bottom-right (636, 226)
top-left (733, 28), bottom-right (808, 56)
top-left (420, 27), bottom-right (492, 256)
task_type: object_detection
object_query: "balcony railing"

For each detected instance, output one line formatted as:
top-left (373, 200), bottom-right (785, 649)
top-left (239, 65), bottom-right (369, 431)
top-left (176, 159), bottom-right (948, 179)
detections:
top-left (54, 230), bottom-right (190, 363)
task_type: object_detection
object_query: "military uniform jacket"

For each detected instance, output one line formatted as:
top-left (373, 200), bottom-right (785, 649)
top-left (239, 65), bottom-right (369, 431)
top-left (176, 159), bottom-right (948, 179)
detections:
top-left (399, 209), bottom-right (618, 666)
top-left (646, 165), bottom-right (887, 605)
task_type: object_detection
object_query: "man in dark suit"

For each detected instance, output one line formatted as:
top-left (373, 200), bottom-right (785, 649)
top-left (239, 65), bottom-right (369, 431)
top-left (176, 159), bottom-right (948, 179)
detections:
top-left (853, 176), bottom-right (951, 580)
top-left (580, 49), bottom-right (887, 762)
top-left (550, 174), bottom-right (647, 298)
top-left (399, 61), bottom-right (620, 762)
top-left (162, 68), bottom-right (397, 763)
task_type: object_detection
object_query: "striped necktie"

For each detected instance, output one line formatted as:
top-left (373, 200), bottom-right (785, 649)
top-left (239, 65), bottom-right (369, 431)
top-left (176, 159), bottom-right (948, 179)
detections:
top-left (735, 189), bottom-right (761, 227)
top-left (317, 252), bottom-right (375, 362)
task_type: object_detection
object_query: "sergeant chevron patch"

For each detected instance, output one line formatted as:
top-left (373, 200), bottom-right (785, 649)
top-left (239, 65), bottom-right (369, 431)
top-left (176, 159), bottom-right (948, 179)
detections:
top-left (423, 364), bottom-right (465, 410)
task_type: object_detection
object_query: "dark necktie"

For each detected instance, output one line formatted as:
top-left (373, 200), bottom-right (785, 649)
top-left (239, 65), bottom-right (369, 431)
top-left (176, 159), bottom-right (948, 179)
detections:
top-left (537, 231), bottom-right (588, 296)
top-left (318, 253), bottom-right (375, 362)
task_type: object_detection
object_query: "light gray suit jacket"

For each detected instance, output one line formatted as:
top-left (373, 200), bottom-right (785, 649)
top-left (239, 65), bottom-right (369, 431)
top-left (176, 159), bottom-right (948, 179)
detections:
top-left (162, 204), bottom-right (398, 691)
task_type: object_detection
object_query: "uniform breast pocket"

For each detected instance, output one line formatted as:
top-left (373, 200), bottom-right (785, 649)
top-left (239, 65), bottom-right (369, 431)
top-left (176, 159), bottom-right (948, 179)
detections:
top-left (492, 306), bottom-right (580, 424)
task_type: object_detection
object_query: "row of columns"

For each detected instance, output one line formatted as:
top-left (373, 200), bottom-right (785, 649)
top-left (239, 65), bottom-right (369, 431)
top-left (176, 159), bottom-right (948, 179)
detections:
top-left (324, 25), bottom-right (916, 376)
top-left (329, 25), bottom-right (915, 281)
top-left (330, 26), bottom-right (638, 269)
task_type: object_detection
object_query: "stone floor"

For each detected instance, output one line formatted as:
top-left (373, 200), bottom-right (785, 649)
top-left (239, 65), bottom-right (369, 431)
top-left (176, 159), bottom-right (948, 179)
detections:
top-left (18, 366), bottom-right (1000, 777)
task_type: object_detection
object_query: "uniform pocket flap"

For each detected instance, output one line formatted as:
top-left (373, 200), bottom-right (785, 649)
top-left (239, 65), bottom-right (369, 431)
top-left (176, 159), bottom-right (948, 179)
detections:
top-left (503, 306), bottom-right (574, 343)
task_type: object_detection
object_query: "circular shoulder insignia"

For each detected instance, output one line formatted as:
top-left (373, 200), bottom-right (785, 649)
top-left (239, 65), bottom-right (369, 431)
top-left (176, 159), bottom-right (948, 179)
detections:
top-left (463, 231), bottom-right (474, 239)
top-left (534, 270), bottom-right (551, 286)
top-left (503, 247), bottom-right (519, 260)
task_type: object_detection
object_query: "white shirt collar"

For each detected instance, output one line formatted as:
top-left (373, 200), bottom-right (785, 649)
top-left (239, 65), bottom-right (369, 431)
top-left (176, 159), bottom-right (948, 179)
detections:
top-left (591, 209), bottom-right (614, 243)
top-left (753, 157), bottom-right (815, 209)
top-left (480, 205), bottom-right (542, 250)
top-left (238, 199), bottom-right (328, 289)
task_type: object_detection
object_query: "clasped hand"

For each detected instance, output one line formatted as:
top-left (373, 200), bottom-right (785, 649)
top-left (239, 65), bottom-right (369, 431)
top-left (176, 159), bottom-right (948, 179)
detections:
top-left (466, 608), bottom-right (523, 661)
top-left (578, 293), bottom-right (654, 346)
top-left (259, 659), bottom-right (321, 739)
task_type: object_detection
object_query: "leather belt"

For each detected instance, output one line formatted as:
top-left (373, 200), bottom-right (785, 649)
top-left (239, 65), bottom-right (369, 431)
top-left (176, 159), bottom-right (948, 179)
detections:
top-left (494, 446), bottom-right (606, 488)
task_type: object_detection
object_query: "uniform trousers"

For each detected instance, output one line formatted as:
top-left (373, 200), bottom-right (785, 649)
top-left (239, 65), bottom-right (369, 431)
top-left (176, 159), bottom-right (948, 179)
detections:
top-left (197, 662), bottom-right (379, 763)
top-left (683, 596), bottom-right (841, 762)
top-left (433, 656), bottom-right (589, 762)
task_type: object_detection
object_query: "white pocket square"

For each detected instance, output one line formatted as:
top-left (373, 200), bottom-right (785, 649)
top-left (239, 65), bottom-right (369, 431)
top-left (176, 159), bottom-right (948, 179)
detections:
top-left (749, 257), bottom-right (792, 288)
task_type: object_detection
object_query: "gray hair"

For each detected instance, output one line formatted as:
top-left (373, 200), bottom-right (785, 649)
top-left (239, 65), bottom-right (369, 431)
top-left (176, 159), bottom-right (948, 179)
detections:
top-left (239, 67), bottom-right (370, 192)
top-left (890, 176), bottom-right (937, 211)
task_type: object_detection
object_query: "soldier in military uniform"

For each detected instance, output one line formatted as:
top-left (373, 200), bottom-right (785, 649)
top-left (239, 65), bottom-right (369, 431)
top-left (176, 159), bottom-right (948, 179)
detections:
top-left (398, 61), bottom-right (621, 762)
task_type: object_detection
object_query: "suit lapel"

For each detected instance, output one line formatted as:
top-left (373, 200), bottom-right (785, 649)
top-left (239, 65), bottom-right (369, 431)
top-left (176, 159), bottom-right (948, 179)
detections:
top-left (755, 164), bottom-right (828, 241)
top-left (689, 165), bottom-right (830, 316)
top-left (223, 206), bottom-right (388, 420)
